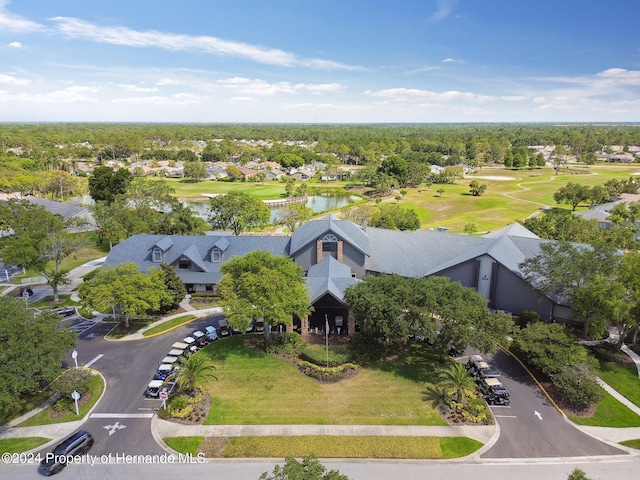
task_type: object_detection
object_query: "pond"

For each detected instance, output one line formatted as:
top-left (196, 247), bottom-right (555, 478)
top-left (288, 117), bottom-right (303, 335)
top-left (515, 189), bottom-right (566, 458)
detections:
top-left (185, 193), bottom-right (362, 223)
top-left (72, 193), bottom-right (362, 223)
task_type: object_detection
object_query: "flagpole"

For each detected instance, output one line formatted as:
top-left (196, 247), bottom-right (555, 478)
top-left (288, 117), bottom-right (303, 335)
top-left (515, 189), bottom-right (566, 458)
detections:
top-left (325, 314), bottom-right (329, 367)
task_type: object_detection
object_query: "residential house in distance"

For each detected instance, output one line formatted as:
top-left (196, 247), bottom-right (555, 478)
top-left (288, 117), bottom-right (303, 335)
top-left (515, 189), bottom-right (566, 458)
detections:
top-left (19, 195), bottom-right (95, 232)
top-left (106, 215), bottom-right (571, 335)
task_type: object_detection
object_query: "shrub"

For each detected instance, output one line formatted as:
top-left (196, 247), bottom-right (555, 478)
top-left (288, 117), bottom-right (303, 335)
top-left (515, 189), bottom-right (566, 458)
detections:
top-left (168, 396), bottom-right (194, 419)
top-left (519, 309), bottom-right (540, 326)
top-left (265, 332), bottom-right (301, 355)
top-left (53, 397), bottom-right (73, 412)
top-left (591, 344), bottom-right (627, 363)
top-left (51, 368), bottom-right (94, 397)
top-left (298, 361), bottom-right (358, 382)
top-left (551, 363), bottom-right (604, 410)
top-left (511, 322), bottom-right (589, 376)
top-left (299, 344), bottom-right (351, 367)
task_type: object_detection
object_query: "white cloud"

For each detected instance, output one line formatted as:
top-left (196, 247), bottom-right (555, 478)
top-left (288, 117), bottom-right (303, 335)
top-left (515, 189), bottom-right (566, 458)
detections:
top-left (282, 102), bottom-right (347, 111)
top-left (0, 0), bottom-right (44, 32)
top-left (430, 0), bottom-right (460, 21)
top-left (8, 41), bottom-right (24, 48)
top-left (441, 57), bottom-right (464, 64)
top-left (118, 84), bottom-right (158, 92)
top-left (111, 92), bottom-right (204, 106)
top-left (217, 77), bottom-right (345, 96)
top-left (0, 85), bottom-right (97, 104)
top-left (111, 96), bottom-right (173, 105)
top-left (230, 96), bottom-right (258, 104)
top-left (50, 16), bottom-right (297, 66)
top-left (403, 66), bottom-right (442, 75)
top-left (0, 73), bottom-right (29, 85)
top-left (48, 16), bottom-right (360, 71)
top-left (365, 87), bottom-right (501, 103)
top-left (301, 58), bottom-right (364, 71)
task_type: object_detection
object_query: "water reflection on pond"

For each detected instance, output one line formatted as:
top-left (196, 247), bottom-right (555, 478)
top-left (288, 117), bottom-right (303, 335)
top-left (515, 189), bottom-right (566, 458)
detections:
top-left (185, 193), bottom-right (361, 222)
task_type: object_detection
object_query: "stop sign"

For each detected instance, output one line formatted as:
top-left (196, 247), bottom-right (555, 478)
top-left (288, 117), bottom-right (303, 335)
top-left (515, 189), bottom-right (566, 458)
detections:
top-left (159, 391), bottom-right (168, 400)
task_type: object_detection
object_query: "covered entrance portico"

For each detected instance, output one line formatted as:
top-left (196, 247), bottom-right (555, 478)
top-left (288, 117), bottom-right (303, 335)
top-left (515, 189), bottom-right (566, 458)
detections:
top-left (307, 293), bottom-right (352, 336)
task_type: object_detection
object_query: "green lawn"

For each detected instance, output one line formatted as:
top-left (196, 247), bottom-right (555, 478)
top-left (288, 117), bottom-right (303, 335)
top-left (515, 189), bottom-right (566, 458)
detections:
top-left (166, 435), bottom-right (481, 459)
top-left (395, 164), bottom-right (640, 233)
top-left (143, 315), bottom-right (197, 337)
top-left (0, 437), bottom-right (51, 454)
top-left (221, 435), bottom-right (479, 459)
top-left (201, 337), bottom-right (446, 426)
top-left (163, 178), bottom-right (289, 200)
top-left (598, 362), bottom-right (640, 408)
top-left (17, 374), bottom-right (104, 427)
top-left (569, 390), bottom-right (640, 427)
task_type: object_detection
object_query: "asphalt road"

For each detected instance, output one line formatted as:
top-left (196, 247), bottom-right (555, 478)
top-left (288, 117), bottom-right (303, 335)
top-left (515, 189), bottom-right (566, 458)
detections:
top-left (3, 457), bottom-right (640, 480)
top-left (480, 349), bottom-right (626, 458)
top-left (45, 314), bottom-right (227, 457)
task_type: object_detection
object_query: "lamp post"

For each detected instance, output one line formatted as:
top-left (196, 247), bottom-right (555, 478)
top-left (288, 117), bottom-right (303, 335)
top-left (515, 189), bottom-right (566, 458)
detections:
top-left (71, 349), bottom-right (78, 368)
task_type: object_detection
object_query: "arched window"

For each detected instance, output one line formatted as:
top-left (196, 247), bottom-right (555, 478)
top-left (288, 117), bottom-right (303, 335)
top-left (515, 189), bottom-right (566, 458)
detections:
top-left (211, 248), bottom-right (221, 262)
top-left (152, 247), bottom-right (162, 263)
top-left (322, 233), bottom-right (338, 256)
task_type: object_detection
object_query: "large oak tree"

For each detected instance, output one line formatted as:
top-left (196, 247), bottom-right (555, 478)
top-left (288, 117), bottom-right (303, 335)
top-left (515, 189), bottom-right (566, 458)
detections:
top-left (218, 250), bottom-right (311, 337)
top-left (207, 192), bottom-right (270, 235)
top-left (0, 297), bottom-right (76, 422)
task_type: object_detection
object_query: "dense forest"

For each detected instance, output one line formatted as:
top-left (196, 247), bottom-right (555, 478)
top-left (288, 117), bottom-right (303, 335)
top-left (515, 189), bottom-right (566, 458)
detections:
top-left (2, 123), bottom-right (640, 168)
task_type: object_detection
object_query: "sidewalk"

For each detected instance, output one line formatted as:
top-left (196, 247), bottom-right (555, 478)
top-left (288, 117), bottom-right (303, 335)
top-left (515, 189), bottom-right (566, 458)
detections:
top-left (154, 418), bottom-right (496, 444)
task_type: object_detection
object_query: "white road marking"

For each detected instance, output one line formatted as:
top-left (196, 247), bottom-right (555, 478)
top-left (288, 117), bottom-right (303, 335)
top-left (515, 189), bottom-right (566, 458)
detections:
top-left (90, 413), bottom-right (154, 418)
top-left (494, 415), bottom-right (518, 418)
top-left (84, 354), bottom-right (104, 368)
top-left (534, 410), bottom-right (543, 420)
top-left (103, 421), bottom-right (127, 436)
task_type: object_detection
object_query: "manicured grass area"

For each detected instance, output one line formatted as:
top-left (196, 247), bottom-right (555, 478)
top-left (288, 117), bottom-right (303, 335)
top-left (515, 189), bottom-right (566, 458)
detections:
top-left (17, 373), bottom-right (104, 427)
top-left (0, 437), bottom-right (51, 454)
top-left (598, 362), bottom-right (640, 408)
top-left (142, 315), bottom-right (197, 337)
top-left (394, 164), bottom-right (640, 233)
top-left (568, 390), bottom-right (640, 427)
top-left (164, 178), bottom-right (289, 200)
top-left (151, 164), bottom-right (640, 234)
top-left (620, 439), bottom-right (640, 450)
top-left (202, 337), bottom-right (446, 426)
top-left (29, 294), bottom-right (77, 309)
top-left (164, 435), bottom-right (481, 459)
top-left (163, 436), bottom-right (204, 456)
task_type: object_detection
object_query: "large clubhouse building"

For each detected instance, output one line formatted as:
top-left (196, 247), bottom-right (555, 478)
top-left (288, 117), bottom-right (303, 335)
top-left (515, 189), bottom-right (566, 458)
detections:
top-left (105, 215), bottom-right (569, 334)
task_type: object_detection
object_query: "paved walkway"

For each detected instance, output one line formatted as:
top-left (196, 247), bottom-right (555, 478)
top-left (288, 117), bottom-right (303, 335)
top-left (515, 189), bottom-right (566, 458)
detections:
top-left (154, 419), bottom-right (496, 444)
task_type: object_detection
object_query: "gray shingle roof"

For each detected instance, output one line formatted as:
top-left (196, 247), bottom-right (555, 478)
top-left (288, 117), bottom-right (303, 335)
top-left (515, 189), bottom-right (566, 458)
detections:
top-left (365, 227), bottom-right (489, 277)
top-left (290, 214), bottom-right (370, 256)
top-left (305, 256), bottom-right (360, 304)
top-left (106, 234), bottom-right (291, 285)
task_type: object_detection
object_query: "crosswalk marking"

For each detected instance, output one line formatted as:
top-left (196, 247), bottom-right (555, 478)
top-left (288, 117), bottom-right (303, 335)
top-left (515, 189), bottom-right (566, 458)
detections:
top-left (90, 413), bottom-right (155, 418)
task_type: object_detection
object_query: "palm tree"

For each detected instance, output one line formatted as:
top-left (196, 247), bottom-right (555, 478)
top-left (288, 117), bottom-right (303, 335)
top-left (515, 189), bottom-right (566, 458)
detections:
top-left (437, 362), bottom-right (476, 403)
top-left (176, 355), bottom-right (217, 395)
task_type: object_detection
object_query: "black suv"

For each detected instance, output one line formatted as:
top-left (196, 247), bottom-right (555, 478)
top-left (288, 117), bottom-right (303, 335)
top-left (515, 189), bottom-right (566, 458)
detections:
top-left (38, 430), bottom-right (94, 476)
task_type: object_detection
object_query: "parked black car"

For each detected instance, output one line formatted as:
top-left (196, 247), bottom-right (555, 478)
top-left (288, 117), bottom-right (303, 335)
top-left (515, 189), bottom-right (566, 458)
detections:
top-left (39, 430), bottom-right (94, 476)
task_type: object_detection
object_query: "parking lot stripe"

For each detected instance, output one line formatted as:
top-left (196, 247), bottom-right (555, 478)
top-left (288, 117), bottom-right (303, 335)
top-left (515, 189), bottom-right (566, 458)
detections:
top-left (494, 415), bottom-right (518, 418)
top-left (85, 353), bottom-right (104, 368)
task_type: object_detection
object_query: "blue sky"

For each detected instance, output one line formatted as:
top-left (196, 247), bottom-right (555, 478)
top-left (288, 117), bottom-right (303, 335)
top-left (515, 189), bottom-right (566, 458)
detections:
top-left (1, 0), bottom-right (639, 123)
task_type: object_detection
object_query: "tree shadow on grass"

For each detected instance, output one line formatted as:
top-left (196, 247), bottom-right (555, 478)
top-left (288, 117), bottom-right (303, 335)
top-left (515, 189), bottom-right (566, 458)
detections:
top-left (368, 344), bottom-right (441, 383)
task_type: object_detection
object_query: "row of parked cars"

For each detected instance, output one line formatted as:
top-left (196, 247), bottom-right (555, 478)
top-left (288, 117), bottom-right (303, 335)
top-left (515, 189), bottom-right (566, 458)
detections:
top-left (466, 354), bottom-right (510, 406)
top-left (144, 324), bottom-right (221, 398)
